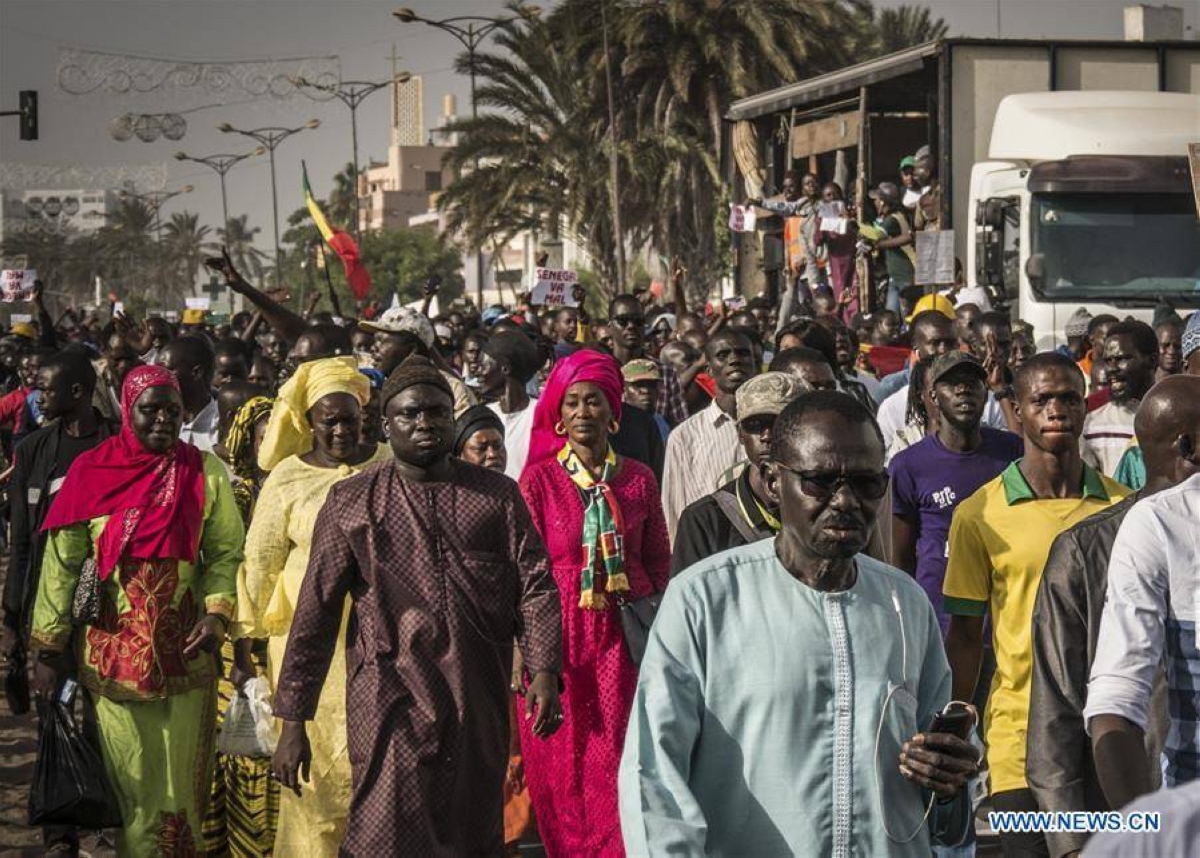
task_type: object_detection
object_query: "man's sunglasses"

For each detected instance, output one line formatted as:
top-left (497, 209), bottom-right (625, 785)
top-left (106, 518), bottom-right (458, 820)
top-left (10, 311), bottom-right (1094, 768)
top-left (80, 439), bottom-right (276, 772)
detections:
top-left (773, 462), bottom-right (890, 501)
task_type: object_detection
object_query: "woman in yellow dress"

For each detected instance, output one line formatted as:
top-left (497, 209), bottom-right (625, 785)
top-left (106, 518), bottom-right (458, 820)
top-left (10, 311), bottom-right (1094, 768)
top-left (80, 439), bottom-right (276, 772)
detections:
top-left (234, 356), bottom-right (388, 856)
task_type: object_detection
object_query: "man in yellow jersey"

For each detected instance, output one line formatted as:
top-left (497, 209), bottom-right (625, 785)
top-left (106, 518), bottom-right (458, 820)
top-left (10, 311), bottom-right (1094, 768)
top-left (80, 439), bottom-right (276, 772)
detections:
top-left (943, 352), bottom-right (1128, 857)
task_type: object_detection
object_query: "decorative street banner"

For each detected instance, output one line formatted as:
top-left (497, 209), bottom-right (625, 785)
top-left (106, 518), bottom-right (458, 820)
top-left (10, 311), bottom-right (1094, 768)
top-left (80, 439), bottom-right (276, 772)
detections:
top-left (915, 230), bottom-right (956, 286)
top-left (728, 204), bottom-right (757, 233)
top-left (530, 267), bottom-right (579, 306)
top-left (1, 269), bottom-right (36, 302)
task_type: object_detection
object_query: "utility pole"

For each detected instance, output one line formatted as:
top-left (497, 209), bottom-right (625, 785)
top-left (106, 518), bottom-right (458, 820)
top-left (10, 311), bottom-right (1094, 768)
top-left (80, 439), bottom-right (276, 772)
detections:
top-left (601, 0), bottom-right (626, 292)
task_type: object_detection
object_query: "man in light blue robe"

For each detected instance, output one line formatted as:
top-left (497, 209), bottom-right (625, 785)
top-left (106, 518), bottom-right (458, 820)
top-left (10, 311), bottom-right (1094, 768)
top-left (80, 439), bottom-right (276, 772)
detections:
top-left (620, 391), bottom-right (977, 857)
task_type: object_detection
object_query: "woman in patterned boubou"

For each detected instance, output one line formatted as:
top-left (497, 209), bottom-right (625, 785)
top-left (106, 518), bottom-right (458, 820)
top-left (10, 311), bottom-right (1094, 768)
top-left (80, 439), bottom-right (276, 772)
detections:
top-left (517, 350), bottom-right (671, 856)
top-left (29, 364), bottom-right (245, 855)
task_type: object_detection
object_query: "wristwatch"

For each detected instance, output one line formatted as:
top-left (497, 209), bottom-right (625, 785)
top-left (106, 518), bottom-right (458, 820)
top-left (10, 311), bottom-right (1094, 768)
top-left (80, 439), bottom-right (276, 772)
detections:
top-left (993, 385), bottom-right (1015, 402)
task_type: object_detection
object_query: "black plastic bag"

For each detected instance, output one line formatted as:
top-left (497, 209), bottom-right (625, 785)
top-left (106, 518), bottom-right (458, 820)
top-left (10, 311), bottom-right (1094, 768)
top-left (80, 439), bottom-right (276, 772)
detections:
top-left (4, 656), bottom-right (29, 715)
top-left (28, 698), bottom-right (122, 829)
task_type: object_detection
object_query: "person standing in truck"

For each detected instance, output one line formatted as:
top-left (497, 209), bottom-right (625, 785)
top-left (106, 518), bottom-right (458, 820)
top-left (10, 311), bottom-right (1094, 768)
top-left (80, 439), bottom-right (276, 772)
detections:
top-left (867, 182), bottom-right (916, 316)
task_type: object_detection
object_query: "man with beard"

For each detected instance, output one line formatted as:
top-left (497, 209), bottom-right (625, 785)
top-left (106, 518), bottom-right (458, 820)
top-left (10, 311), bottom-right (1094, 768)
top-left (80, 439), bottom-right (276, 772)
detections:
top-left (891, 353), bottom-right (1022, 636)
top-left (621, 392), bottom-right (979, 855)
top-left (671, 372), bottom-right (803, 574)
top-left (943, 353), bottom-right (1128, 857)
top-left (272, 355), bottom-right (563, 855)
top-left (1081, 320), bottom-right (1157, 477)
top-left (360, 306), bottom-right (474, 416)
top-left (661, 329), bottom-right (756, 541)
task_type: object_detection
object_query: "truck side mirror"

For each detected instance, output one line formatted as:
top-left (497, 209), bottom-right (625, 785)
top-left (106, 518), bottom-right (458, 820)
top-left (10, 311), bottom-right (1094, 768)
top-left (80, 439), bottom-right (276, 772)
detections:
top-left (982, 198), bottom-right (1007, 228)
top-left (1025, 254), bottom-right (1045, 292)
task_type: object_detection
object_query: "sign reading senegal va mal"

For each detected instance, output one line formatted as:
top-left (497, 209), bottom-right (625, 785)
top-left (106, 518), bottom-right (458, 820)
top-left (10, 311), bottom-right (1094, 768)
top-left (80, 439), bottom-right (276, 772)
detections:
top-left (530, 267), bottom-right (579, 306)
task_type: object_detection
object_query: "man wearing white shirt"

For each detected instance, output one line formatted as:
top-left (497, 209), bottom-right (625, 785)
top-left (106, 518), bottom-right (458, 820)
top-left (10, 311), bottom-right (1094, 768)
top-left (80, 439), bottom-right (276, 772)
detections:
top-left (1086, 462), bottom-right (1200, 809)
top-left (478, 329), bottom-right (540, 480)
top-left (661, 329), bottom-right (755, 542)
top-left (159, 335), bottom-right (219, 452)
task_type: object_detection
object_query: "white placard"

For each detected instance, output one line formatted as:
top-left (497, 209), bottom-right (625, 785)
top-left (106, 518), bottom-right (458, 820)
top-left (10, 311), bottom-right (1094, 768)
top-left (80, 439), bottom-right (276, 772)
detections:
top-left (185, 296), bottom-right (211, 310)
top-left (915, 230), bottom-right (956, 286)
top-left (113, 301), bottom-right (125, 315)
top-left (819, 216), bottom-right (848, 235)
top-left (529, 267), bottom-right (579, 306)
top-left (728, 205), bottom-right (757, 233)
top-left (1, 269), bottom-right (36, 303)
top-left (9, 313), bottom-right (32, 324)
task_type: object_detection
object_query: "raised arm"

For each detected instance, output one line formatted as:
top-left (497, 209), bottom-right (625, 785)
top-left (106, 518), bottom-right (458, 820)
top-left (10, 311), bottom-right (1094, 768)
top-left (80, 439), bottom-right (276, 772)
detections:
top-left (208, 247), bottom-right (308, 343)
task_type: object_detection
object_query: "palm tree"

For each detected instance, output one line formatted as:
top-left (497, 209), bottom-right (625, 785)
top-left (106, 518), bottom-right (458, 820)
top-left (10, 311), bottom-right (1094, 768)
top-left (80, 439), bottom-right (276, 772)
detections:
top-left (214, 214), bottom-right (268, 283)
top-left (162, 211), bottom-right (210, 297)
top-left (438, 5), bottom-right (632, 287)
top-left (328, 163), bottom-right (357, 229)
top-left (861, 5), bottom-right (949, 56)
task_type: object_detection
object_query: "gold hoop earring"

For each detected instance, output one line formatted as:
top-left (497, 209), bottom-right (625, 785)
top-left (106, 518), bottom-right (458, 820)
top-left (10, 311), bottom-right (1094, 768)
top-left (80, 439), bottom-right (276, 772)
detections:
top-left (554, 421), bottom-right (566, 436)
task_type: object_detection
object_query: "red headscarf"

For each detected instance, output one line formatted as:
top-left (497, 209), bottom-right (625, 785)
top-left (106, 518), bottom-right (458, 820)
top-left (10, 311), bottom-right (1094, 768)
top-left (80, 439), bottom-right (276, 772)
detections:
top-left (42, 365), bottom-right (206, 580)
top-left (525, 349), bottom-right (624, 474)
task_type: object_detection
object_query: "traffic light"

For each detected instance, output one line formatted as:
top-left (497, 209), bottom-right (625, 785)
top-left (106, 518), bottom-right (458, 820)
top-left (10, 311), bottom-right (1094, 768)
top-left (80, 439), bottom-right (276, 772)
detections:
top-left (19, 90), bottom-right (37, 141)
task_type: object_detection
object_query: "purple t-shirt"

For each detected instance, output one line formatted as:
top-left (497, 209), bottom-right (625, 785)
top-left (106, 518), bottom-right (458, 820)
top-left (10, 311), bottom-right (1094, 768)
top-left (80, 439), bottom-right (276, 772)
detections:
top-left (889, 427), bottom-right (1024, 634)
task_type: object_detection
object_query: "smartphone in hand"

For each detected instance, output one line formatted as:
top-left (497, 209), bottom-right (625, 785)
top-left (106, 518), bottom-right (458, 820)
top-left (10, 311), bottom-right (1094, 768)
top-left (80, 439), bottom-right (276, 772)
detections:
top-left (928, 701), bottom-right (974, 739)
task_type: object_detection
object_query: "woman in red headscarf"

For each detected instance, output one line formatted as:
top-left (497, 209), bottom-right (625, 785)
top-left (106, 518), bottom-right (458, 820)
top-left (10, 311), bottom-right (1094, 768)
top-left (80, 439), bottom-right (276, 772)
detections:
top-left (28, 364), bottom-right (245, 856)
top-left (517, 349), bottom-right (670, 857)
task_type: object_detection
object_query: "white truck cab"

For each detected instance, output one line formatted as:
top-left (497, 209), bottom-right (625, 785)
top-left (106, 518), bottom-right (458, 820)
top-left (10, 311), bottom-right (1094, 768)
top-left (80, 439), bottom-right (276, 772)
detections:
top-left (968, 91), bottom-right (1200, 350)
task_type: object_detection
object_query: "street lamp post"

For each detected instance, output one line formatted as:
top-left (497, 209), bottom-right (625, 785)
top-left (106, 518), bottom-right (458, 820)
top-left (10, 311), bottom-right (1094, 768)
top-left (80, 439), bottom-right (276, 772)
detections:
top-left (173, 148), bottom-right (265, 244)
top-left (290, 73), bottom-right (411, 241)
top-left (217, 119), bottom-right (321, 287)
top-left (393, 5), bottom-right (541, 309)
top-left (118, 185), bottom-right (194, 241)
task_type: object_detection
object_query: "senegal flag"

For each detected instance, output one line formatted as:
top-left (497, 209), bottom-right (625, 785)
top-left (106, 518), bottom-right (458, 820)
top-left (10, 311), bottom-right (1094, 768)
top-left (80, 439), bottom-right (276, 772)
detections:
top-left (303, 161), bottom-right (372, 300)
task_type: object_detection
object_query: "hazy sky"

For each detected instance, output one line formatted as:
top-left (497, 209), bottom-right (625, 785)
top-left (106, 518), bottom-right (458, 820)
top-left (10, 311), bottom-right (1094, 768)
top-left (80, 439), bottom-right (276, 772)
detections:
top-left (2, 0), bottom-right (1195, 255)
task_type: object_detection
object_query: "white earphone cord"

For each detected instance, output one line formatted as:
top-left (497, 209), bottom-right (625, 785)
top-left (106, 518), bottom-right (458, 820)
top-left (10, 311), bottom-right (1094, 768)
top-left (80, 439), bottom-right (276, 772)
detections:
top-left (875, 590), bottom-right (936, 844)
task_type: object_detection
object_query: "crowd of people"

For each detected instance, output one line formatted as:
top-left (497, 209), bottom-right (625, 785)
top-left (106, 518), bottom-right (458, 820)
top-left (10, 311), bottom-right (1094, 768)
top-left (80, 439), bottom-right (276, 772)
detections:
top-left (0, 227), bottom-right (1197, 858)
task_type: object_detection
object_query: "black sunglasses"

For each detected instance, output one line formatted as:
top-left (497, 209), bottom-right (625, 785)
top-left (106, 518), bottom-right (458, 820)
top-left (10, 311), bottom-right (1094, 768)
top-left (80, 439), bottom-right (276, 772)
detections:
top-left (774, 462), bottom-right (889, 501)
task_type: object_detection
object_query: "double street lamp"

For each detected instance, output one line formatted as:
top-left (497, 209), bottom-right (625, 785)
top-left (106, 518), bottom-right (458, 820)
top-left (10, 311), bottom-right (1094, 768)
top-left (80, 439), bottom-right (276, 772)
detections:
top-left (218, 119), bottom-right (321, 287)
top-left (392, 5), bottom-right (541, 308)
top-left (118, 184), bottom-right (193, 241)
top-left (173, 148), bottom-right (265, 246)
top-left (291, 73), bottom-right (412, 241)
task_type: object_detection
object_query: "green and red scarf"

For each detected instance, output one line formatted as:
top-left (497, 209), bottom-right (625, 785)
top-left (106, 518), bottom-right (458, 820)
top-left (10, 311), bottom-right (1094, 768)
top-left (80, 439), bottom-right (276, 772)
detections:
top-left (558, 443), bottom-right (629, 609)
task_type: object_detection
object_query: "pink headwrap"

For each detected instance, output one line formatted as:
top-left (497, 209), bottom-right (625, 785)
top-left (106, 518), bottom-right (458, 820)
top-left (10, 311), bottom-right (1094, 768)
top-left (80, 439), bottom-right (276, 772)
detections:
top-left (41, 365), bottom-right (205, 580)
top-left (525, 349), bottom-right (624, 474)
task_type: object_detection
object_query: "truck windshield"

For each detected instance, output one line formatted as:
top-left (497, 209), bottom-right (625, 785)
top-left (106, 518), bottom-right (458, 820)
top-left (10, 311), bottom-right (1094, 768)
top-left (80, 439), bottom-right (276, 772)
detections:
top-left (1031, 193), bottom-right (1200, 304)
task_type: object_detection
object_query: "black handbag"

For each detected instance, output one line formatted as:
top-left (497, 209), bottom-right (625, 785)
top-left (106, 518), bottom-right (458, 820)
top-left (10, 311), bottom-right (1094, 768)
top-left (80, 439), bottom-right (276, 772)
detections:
top-left (617, 592), bottom-right (663, 666)
top-left (29, 698), bottom-right (123, 829)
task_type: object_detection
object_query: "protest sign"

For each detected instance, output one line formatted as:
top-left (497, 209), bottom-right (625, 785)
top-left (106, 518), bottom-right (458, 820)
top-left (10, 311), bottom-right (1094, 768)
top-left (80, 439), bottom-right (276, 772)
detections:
top-left (915, 230), bottom-right (955, 286)
top-left (728, 205), bottom-right (757, 233)
top-left (1, 269), bottom-right (36, 303)
top-left (185, 296), bottom-right (211, 311)
top-left (9, 313), bottom-right (32, 324)
top-left (529, 267), bottom-right (579, 306)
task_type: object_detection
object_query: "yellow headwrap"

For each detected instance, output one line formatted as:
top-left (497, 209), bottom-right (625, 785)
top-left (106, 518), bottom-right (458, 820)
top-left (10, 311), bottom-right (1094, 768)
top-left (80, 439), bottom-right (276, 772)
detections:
top-left (258, 355), bottom-right (370, 471)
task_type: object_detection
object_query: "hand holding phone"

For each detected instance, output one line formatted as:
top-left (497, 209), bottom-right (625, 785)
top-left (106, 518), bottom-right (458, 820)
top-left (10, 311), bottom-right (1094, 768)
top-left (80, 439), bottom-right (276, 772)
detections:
top-left (928, 701), bottom-right (975, 739)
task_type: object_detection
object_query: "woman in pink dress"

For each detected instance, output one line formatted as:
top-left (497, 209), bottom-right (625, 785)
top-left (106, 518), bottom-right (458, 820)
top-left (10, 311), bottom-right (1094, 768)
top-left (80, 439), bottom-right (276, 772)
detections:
top-left (517, 349), bottom-right (671, 857)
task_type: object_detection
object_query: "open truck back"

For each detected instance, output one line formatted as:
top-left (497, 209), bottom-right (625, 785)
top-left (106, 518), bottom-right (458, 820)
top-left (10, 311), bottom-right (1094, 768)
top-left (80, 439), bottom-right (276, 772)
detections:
top-left (726, 37), bottom-right (1200, 347)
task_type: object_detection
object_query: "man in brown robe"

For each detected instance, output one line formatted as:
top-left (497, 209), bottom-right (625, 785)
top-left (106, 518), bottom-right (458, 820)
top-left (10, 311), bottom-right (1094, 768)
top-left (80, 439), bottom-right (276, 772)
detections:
top-left (271, 356), bottom-right (563, 856)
